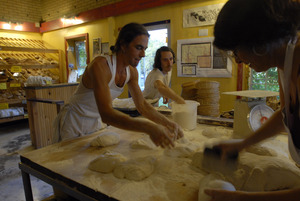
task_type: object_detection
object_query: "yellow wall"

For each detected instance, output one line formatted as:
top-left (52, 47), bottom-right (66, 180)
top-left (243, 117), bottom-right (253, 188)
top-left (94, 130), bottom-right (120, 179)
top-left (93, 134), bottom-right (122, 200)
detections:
top-left (0, 30), bottom-right (42, 40)
top-left (112, 0), bottom-right (236, 112)
top-left (0, 0), bottom-right (239, 112)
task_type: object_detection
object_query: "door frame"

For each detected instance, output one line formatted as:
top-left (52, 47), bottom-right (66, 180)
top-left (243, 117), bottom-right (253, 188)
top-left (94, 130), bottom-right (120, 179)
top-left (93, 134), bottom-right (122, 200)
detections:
top-left (64, 33), bottom-right (90, 78)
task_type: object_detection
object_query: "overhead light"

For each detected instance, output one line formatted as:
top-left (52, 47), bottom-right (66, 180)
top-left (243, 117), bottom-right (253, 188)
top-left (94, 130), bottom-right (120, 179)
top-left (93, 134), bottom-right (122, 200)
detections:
top-left (14, 24), bottom-right (23, 31)
top-left (3, 22), bottom-right (11, 29)
top-left (61, 16), bottom-right (83, 26)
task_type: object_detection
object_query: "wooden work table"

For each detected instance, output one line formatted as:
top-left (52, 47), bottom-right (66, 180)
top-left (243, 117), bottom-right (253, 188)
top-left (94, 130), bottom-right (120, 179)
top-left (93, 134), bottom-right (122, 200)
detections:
top-left (19, 123), bottom-right (216, 201)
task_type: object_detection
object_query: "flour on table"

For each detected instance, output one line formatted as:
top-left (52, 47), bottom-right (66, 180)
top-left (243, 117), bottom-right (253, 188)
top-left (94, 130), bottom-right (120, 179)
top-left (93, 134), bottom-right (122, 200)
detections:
top-left (198, 174), bottom-right (236, 201)
top-left (202, 127), bottom-right (233, 139)
top-left (113, 156), bottom-right (157, 181)
top-left (130, 136), bottom-right (157, 150)
top-left (164, 141), bottom-right (199, 158)
top-left (90, 131), bottom-right (120, 147)
top-left (88, 151), bottom-right (127, 173)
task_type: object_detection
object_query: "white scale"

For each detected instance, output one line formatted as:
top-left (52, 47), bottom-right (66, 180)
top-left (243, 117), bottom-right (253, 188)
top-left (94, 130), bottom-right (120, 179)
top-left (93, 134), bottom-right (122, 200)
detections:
top-left (223, 90), bottom-right (279, 137)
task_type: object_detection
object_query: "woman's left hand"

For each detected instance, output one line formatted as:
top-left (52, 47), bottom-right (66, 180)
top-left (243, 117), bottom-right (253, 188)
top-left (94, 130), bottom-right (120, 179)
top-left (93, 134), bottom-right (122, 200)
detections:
top-left (166, 121), bottom-right (184, 141)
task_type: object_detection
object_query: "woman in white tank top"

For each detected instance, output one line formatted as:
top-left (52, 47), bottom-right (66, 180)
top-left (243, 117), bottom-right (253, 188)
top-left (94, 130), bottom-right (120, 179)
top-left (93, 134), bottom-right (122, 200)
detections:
top-left (54, 23), bottom-right (183, 148)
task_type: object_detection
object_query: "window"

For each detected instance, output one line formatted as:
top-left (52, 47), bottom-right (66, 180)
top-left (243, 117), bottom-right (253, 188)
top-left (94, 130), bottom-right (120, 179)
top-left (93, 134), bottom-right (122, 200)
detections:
top-left (137, 21), bottom-right (170, 91)
top-left (75, 40), bottom-right (87, 77)
top-left (249, 67), bottom-right (279, 92)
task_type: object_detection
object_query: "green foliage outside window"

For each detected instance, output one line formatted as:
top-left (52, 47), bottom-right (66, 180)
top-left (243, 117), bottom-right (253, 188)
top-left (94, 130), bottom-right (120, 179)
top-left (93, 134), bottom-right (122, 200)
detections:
top-left (250, 67), bottom-right (279, 92)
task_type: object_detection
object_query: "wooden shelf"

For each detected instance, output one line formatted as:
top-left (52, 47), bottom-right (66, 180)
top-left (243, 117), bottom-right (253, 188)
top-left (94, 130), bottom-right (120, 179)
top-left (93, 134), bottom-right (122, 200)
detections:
top-left (0, 37), bottom-right (62, 124)
top-left (0, 46), bottom-right (59, 53)
top-left (0, 64), bottom-right (58, 69)
top-left (0, 98), bottom-right (26, 104)
top-left (0, 114), bottom-right (27, 124)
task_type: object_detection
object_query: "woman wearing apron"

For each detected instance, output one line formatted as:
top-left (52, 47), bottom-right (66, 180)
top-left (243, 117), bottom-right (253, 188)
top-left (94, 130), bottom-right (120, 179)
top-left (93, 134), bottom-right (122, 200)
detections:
top-left (54, 23), bottom-right (183, 149)
top-left (205, 0), bottom-right (300, 200)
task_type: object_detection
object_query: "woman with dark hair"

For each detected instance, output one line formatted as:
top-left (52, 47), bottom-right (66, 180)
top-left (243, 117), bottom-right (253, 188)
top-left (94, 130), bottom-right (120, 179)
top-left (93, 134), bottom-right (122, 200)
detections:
top-left (204, 0), bottom-right (300, 200)
top-left (143, 46), bottom-right (185, 104)
top-left (54, 23), bottom-right (183, 148)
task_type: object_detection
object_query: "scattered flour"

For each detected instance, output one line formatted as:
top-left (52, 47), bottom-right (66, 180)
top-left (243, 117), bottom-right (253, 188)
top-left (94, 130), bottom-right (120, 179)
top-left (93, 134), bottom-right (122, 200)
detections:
top-left (164, 140), bottom-right (199, 158)
top-left (202, 127), bottom-right (233, 139)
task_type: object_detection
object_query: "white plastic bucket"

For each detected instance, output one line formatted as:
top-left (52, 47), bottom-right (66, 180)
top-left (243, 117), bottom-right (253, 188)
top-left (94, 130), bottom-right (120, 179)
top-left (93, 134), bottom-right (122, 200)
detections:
top-left (170, 100), bottom-right (200, 130)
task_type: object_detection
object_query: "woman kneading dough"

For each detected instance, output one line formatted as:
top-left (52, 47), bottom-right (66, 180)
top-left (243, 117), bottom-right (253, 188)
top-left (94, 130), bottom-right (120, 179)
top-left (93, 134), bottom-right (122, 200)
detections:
top-left (54, 22), bottom-right (183, 148)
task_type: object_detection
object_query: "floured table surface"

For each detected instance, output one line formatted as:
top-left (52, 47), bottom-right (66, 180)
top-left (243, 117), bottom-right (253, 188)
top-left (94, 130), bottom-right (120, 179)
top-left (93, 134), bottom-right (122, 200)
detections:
top-left (20, 124), bottom-right (218, 201)
top-left (20, 123), bottom-right (292, 201)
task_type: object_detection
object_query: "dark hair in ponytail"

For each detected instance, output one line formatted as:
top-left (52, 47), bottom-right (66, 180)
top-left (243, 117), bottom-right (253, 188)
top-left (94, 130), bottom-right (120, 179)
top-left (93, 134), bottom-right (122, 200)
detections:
top-left (111, 22), bottom-right (150, 53)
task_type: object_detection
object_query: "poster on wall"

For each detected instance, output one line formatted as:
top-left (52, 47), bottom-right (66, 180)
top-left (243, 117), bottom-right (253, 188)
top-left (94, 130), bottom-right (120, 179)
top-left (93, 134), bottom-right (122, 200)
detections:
top-left (183, 3), bottom-right (225, 28)
top-left (93, 38), bottom-right (101, 58)
top-left (177, 37), bottom-right (232, 77)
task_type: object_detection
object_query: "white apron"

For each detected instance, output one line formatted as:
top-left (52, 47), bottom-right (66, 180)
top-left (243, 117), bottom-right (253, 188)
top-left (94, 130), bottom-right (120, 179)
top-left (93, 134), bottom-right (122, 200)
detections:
top-left (53, 54), bottom-right (130, 142)
top-left (279, 36), bottom-right (300, 165)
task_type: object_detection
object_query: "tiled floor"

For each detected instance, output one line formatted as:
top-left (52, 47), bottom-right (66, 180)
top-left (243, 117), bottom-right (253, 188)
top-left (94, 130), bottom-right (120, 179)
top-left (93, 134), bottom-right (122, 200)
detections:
top-left (0, 119), bottom-right (54, 201)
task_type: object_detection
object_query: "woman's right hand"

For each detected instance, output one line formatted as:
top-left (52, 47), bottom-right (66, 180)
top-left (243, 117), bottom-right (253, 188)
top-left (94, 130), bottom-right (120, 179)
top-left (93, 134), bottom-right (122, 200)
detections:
top-left (213, 139), bottom-right (245, 160)
top-left (148, 124), bottom-right (175, 149)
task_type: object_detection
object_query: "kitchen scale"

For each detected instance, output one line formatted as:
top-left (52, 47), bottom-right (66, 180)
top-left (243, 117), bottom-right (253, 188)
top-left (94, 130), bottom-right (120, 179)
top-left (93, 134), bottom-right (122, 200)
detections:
top-left (223, 90), bottom-right (279, 137)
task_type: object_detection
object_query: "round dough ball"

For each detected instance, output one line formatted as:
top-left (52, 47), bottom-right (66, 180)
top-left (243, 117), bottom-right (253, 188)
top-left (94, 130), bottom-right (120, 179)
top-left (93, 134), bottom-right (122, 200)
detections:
top-left (88, 151), bottom-right (127, 173)
top-left (113, 156), bottom-right (156, 181)
top-left (130, 137), bottom-right (157, 150)
top-left (198, 174), bottom-right (236, 201)
top-left (90, 131), bottom-right (120, 147)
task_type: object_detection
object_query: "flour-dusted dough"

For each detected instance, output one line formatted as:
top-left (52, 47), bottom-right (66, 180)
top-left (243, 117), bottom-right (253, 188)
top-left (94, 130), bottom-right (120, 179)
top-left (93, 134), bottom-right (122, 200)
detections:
top-left (88, 151), bottom-right (127, 173)
top-left (240, 153), bottom-right (300, 191)
top-left (113, 156), bottom-right (157, 181)
top-left (90, 131), bottom-right (120, 147)
top-left (202, 127), bottom-right (233, 139)
top-left (164, 143), bottom-right (198, 158)
top-left (198, 174), bottom-right (236, 201)
top-left (130, 136), bottom-right (157, 150)
top-left (245, 144), bottom-right (278, 157)
top-left (192, 149), bottom-right (300, 192)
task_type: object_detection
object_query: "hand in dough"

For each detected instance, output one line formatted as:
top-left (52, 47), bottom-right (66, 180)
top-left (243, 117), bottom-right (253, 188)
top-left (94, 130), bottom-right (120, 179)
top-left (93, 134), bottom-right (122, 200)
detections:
top-left (148, 124), bottom-right (175, 149)
top-left (213, 139), bottom-right (244, 160)
top-left (166, 120), bottom-right (184, 141)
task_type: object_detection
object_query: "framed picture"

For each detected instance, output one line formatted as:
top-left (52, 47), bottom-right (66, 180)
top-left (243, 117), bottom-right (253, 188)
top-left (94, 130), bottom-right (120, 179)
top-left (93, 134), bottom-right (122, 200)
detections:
top-left (182, 65), bottom-right (196, 75)
top-left (101, 42), bottom-right (110, 55)
top-left (177, 37), bottom-right (232, 77)
top-left (93, 38), bottom-right (101, 58)
top-left (183, 3), bottom-right (225, 27)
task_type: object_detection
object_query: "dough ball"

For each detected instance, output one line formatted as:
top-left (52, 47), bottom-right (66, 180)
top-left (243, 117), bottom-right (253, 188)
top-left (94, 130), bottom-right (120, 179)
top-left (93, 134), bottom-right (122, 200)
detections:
top-left (198, 174), bottom-right (235, 201)
top-left (130, 137), bottom-right (157, 150)
top-left (164, 143), bottom-right (198, 158)
top-left (113, 156), bottom-right (157, 181)
top-left (88, 151), bottom-right (127, 173)
top-left (245, 144), bottom-right (277, 157)
top-left (90, 131), bottom-right (120, 147)
top-left (202, 127), bottom-right (232, 139)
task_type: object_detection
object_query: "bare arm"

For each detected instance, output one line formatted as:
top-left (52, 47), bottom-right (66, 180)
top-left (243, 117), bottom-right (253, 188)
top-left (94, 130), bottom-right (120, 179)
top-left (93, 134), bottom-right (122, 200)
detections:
top-left (88, 58), bottom-right (176, 148)
top-left (215, 109), bottom-right (285, 158)
top-left (154, 80), bottom-right (185, 104)
top-left (128, 66), bottom-right (184, 140)
top-left (205, 187), bottom-right (300, 201)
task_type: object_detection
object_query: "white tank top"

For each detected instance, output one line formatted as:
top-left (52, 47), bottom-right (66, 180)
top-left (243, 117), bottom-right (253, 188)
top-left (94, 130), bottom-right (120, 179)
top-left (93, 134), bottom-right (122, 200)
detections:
top-left (69, 54), bottom-right (130, 118)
